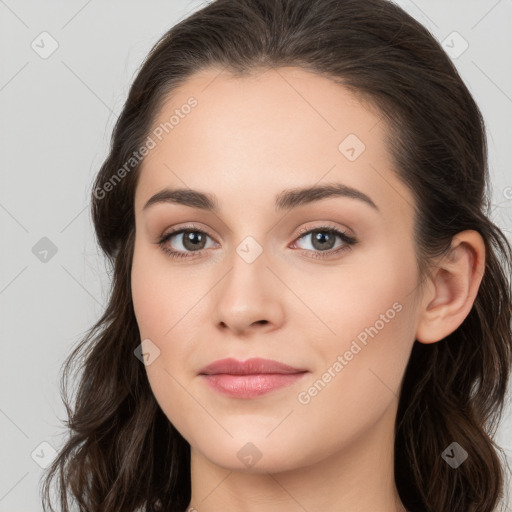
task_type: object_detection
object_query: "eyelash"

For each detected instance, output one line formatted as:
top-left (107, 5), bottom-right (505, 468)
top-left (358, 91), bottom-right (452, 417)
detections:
top-left (157, 224), bottom-right (358, 260)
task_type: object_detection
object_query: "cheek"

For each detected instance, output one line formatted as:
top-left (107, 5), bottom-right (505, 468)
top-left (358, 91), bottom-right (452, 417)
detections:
top-left (302, 244), bottom-right (417, 394)
top-left (131, 241), bottom-right (186, 339)
top-left (292, 281), bottom-right (415, 454)
top-left (131, 244), bottom-right (202, 439)
top-left (131, 241), bottom-right (205, 381)
top-left (301, 243), bottom-right (416, 341)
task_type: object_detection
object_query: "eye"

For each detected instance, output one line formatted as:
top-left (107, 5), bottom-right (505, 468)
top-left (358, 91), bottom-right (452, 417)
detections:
top-left (157, 225), bottom-right (216, 259)
top-left (292, 225), bottom-right (357, 259)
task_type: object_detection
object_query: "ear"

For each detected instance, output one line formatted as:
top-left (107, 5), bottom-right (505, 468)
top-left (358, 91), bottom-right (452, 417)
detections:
top-left (415, 230), bottom-right (486, 344)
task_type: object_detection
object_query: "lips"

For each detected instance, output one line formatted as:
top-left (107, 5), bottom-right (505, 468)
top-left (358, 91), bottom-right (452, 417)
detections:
top-left (198, 357), bottom-right (309, 399)
top-left (198, 357), bottom-right (307, 376)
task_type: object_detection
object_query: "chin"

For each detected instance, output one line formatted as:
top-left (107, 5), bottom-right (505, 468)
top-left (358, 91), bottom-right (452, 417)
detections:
top-left (190, 431), bottom-right (315, 474)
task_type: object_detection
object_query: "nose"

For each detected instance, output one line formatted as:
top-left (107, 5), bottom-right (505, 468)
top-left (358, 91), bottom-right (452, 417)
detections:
top-left (212, 244), bottom-right (285, 336)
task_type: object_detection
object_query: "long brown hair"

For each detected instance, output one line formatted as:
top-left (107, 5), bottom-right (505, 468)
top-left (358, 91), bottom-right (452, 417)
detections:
top-left (41, 0), bottom-right (512, 510)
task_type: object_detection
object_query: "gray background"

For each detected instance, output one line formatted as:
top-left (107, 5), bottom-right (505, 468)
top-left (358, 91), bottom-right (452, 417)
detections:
top-left (1, 1), bottom-right (511, 510)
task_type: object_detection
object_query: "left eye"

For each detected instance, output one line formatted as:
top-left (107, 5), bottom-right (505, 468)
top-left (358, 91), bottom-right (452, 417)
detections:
top-left (292, 227), bottom-right (356, 253)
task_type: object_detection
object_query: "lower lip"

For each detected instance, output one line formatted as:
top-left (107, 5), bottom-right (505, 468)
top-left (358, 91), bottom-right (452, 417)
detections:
top-left (200, 373), bottom-right (308, 398)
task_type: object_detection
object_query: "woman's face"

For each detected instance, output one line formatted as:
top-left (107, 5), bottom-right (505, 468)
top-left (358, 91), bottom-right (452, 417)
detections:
top-left (131, 66), bottom-right (423, 472)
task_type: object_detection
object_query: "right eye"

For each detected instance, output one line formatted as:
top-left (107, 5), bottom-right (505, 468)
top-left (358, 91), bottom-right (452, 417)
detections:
top-left (158, 226), bottom-right (217, 259)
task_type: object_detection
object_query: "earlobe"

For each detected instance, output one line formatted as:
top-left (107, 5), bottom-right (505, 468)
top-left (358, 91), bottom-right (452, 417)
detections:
top-left (415, 230), bottom-right (486, 344)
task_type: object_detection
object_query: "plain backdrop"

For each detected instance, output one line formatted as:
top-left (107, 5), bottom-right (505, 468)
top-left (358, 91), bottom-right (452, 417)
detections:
top-left (1, 1), bottom-right (511, 510)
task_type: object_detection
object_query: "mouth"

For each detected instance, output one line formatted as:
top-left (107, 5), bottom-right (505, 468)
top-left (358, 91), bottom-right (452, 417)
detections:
top-left (198, 357), bottom-right (309, 399)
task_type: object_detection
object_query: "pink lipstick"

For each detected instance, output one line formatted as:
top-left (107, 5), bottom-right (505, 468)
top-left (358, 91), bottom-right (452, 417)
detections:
top-left (198, 357), bottom-right (308, 398)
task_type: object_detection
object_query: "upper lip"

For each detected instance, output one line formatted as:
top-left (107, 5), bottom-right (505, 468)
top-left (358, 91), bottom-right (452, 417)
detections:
top-left (199, 357), bottom-right (307, 375)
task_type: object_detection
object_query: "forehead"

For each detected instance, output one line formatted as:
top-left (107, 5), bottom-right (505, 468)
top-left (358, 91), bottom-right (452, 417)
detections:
top-left (134, 66), bottom-right (413, 220)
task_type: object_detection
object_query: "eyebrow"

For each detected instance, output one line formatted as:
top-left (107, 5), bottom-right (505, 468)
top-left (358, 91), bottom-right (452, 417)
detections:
top-left (142, 183), bottom-right (379, 213)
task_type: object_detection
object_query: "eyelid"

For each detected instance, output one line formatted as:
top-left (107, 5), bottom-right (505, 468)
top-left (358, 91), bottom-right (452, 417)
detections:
top-left (294, 222), bottom-right (352, 238)
top-left (161, 222), bottom-right (215, 238)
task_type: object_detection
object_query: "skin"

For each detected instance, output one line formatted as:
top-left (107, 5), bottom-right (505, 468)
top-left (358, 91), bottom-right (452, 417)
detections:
top-left (131, 66), bottom-right (485, 512)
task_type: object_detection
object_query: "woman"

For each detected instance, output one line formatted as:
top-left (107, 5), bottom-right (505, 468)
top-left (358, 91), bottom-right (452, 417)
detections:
top-left (41, 0), bottom-right (512, 510)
